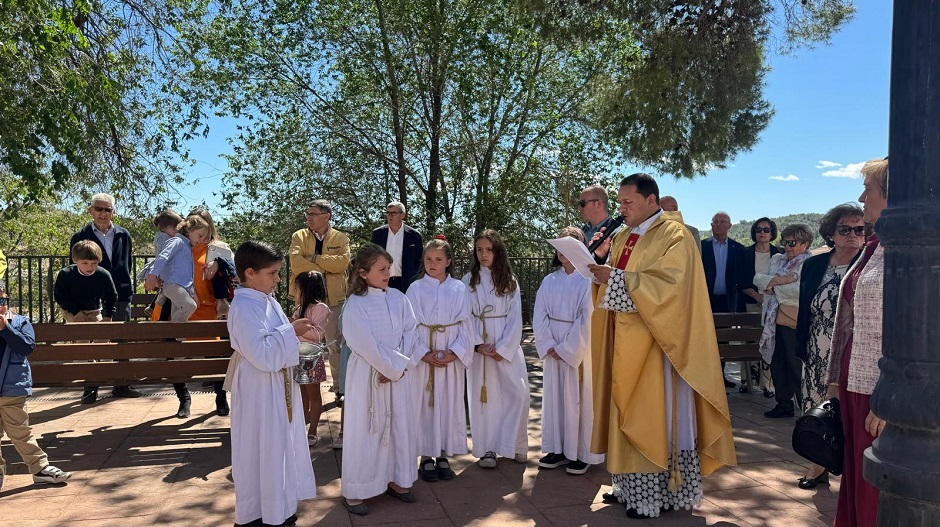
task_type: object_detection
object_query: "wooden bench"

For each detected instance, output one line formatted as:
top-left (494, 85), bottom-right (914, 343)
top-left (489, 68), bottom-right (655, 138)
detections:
top-left (714, 312), bottom-right (764, 391)
top-left (30, 321), bottom-right (231, 388)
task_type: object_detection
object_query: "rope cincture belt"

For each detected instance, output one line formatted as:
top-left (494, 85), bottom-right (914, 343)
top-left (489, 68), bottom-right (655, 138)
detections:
top-left (281, 368), bottom-right (293, 423)
top-left (418, 321), bottom-right (462, 408)
top-left (546, 314), bottom-right (583, 382)
top-left (473, 304), bottom-right (507, 404)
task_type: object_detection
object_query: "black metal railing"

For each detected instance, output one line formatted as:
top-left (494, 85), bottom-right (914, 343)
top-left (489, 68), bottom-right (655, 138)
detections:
top-left (3, 254), bottom-right (556, 325)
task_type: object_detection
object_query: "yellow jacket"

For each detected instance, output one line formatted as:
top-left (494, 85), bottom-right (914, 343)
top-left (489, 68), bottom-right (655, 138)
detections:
top-left (289, 228), bottom-right (350, 307)
top-left (591, 211), bottom-right (736, 476)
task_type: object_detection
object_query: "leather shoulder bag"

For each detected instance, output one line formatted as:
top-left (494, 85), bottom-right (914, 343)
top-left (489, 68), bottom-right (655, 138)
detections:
top-left (792, 397), bottom-right (844, 475)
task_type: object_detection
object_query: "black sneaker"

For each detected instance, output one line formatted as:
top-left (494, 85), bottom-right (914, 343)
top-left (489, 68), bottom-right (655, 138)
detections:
top-left (111, 386), bottom-right (142, 398)
top-left (565, 460), bottom-right (589, 475)
top-left (537, 453), bottom-right (569, 469)
top-left (764, 405), bottom-right (794, 418)
top-left (80, 388), bottom-right (98, 404)
top-left (419, 458), bottom-right (439, 482)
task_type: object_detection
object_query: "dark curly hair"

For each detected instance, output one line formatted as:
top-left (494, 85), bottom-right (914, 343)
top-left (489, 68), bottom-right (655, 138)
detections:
top-left (819, 203), bottom-right (864, 247)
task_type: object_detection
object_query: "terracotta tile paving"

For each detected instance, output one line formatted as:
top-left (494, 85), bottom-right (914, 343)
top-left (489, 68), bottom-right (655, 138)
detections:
top-left (0, 342), bottom-right (839, 526)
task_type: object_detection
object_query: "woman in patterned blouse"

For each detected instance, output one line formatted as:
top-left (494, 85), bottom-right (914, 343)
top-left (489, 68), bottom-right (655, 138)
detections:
top-left (793, 203), bottom-right (864, 489)
top-left (827, 157), bottom-right (888, 527)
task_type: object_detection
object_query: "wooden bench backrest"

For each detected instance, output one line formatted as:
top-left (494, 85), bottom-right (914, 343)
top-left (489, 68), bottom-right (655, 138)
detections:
top-left (713, 312), bottom-right (763, 362)
top-left (31, 321), bottom-right (232, 387)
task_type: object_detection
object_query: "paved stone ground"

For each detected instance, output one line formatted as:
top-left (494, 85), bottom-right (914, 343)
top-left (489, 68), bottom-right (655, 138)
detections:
top-left (0, 338), bottom-right (839, 526)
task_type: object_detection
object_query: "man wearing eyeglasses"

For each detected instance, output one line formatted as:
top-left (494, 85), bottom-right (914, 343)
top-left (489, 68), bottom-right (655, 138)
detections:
top-left (578, 185), bottom-right (614, 243)
top-left (68, 193), bottom-right (141, 402)
top-left (370, 201), bottom-right (423, 294)
top-left (289, 199), bottom-right (351, 399)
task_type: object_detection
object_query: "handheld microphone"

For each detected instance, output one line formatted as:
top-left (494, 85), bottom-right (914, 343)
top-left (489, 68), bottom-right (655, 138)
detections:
top-left (587, 215), bottom-right (625, 253)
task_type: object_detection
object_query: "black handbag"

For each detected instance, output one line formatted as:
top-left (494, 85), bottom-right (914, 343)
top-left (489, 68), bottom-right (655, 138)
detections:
top-left (792, 397), bottom-right (844, 475)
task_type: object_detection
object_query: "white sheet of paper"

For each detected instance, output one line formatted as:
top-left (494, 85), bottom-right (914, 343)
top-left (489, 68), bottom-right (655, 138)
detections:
top-left (547, 237), bottom-right (597, 279)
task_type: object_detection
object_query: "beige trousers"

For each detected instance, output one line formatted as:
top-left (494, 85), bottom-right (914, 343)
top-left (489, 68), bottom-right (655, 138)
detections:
top-left (0, 396), bottom-right (48, 475)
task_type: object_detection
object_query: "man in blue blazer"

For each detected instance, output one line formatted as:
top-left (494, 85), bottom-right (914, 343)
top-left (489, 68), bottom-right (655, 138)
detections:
top-left (371, 201), bottom-right (424, 293)
top-left (701, 211), bottom-right (746, 314)
top-left (68, 193), bottom-right (141, 402)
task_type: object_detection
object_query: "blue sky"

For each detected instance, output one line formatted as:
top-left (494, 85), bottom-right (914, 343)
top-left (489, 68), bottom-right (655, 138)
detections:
top-left (175, 3), bottom-right (892, 231)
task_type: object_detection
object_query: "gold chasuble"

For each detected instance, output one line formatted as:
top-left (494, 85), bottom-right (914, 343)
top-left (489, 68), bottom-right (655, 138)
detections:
top-left (590, 211), bottom-right (736, 476)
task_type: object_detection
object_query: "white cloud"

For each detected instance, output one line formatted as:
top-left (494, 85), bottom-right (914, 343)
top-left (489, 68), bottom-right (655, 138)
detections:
top-left (816, 160), bottom-right (841, 169)
top-left (769, 174), bottom-right (799, 182)
top-left (822, 162), bottom-right (865, 179)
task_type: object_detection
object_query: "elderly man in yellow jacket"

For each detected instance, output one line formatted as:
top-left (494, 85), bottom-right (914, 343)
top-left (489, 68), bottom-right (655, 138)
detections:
top-left (588, 173), bottom-right (736, 519)
top-left (289, 199), bottom-right (351, 400)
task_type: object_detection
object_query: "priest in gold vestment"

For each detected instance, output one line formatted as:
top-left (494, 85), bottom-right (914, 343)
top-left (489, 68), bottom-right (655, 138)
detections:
top-left (588, 174), bottom-right (736, 519)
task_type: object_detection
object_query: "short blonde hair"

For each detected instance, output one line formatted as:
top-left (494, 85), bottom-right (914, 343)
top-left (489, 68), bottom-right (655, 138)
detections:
top-left (861, 157), bottom-right (889, 196)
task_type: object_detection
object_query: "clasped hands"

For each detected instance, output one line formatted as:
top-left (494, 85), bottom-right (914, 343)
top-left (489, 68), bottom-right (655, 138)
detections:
top-left (421, 349), bottom-right (458, 368)
top-left (764, 273), bottom-right (797, 293)
top-left (475, 343), bottom-right (504, 362)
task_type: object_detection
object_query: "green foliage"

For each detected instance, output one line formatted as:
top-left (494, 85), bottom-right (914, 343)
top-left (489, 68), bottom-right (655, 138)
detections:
top-left (0, 0), bottom-right (206, 211)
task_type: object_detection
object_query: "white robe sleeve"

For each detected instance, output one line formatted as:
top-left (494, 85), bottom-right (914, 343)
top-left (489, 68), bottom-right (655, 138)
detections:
top-left (228, 300), bottom-right (299, 373)
top-left (493, 287), bottom-right (523, 363)
top-left (552, 281), bottom-right (593, 369)
top-left (400, 294), bottom-right (421, 371)
top-left (532, 278), bottom-right (557, 359)
top-left (344, 298), bottom-right (411, 380)
top-left (451, 287), bottom-right (474, 367)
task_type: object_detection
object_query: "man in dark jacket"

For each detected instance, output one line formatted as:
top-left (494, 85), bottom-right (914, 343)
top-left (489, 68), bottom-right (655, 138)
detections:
top-left (69, 193), bottom-right (141, 402)
top-left (371, 201), bottom-right (424, 293)
top-left (701, 211), bottom-right (746, 313)
top-left (0, 281), bottom-right (72, 489)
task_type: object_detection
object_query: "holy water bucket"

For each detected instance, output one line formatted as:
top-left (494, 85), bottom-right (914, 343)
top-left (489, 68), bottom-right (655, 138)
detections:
top-left (295, 342), bottom-right (326, 384)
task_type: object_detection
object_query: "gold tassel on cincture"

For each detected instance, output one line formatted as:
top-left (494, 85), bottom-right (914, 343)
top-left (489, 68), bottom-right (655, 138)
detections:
top-left (418, 322), bottom-right (460, 408)
top-left (473, 305), bottom-right (505, 406)
top-left (480, 358), bottom-right (488, 403)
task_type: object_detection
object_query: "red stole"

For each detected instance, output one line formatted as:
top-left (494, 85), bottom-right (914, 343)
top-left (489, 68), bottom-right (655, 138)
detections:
top-left (614, 233), bottom-right (641, 270)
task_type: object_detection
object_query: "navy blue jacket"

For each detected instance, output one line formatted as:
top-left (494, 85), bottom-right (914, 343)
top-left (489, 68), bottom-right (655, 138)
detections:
top-left (371, 224), bottom-right (424, 285)
top-left (701, 237), bottom-right (747, 312)
top-left (0, 315), bottom-right (36, 396)
top-left (70, 222), bottom-right (134, 301)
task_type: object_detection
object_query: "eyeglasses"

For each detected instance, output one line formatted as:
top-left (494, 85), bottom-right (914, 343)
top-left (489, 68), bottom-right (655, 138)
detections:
top-left (781, 240), bottom-right (804, 248)
top-left (754, 227), bottom-right (772, 234)
top-left (304, 211), bottom-right (328, 218)
top-left (385, 211), bottom-right (404, 216)
top-left (93, 206), bottom-right (114, 213)
top-left (837, 225), bottom-right (866, 237)
top-left (578, 199), bottom-right (600, 208)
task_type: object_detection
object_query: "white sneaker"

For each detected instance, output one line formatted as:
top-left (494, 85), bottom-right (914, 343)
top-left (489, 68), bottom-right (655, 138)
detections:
top-left (33, 465), bottom-right (71, 484)
top-left (478, 451), bottom-right (497, 469)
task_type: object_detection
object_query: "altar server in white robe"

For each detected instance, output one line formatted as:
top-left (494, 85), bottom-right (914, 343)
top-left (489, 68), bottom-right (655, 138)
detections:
top-left (226, 240), bottom-right (317, 527)
top-left (406, 237), bottom-right (474, 482)
top-left (533, 226), bottom-right (605, 475)
top-left (462, 229), bottom-right (530, 468)
top-left (341, 243), bottom-right (419, 516)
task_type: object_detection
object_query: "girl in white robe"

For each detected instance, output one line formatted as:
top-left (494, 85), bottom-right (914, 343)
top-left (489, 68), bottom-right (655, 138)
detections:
top-left (533, 227), bottom-right (605, 475)
top-left (462, 229), bottom-right (530, 468)
top-left (226, 240), bottom-right (317, 527)
top-left (341, 244), bottom-right (419, 516)
top-left (406, 238), bottom-right (473, 482)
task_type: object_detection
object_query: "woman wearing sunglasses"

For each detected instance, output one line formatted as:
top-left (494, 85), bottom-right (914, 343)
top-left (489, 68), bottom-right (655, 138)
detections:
top-left (792, 204), bottom-right (865, 489)
top-left (754, 224), bottom-right (815, 419)
top-left (736, 218), bottom-right (782, 396)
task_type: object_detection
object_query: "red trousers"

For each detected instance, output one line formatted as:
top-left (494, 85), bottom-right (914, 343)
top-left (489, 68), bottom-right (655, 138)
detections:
top-left (833, 388), bottom-right (879, 526)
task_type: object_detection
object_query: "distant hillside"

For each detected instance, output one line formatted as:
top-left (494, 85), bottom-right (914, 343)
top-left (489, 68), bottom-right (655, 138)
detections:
top-left (701, 212), bottom-right (827, 249)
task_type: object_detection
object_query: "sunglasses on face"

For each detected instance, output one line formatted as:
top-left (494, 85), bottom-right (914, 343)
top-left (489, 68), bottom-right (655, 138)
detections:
top-left (754, 227), bottom-right (772, 234)
top-left (578, 199), bottom-right (600, 208)
top-left (781, 240), bottom-right (803, 248)
top-left (837, 225), bottom-right (866, 237)
top-left (93, 206), bottom-right (113, 213)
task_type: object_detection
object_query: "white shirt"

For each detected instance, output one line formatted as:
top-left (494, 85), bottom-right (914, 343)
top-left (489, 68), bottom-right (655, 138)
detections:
top-left (386, 225), bottom-right (405, 277)
top-left (93, 223), bottom-right (115, 261)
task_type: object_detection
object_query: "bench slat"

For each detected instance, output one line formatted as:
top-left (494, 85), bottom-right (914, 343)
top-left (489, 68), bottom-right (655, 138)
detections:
top-left (31, 340), bottom-right (233, 361)
top-left (714, 327), bottom-right (763, 343)
top-left (33, 321), bottom-right (229, 342)
top-left (713, 312), bottom-right (763, 327)
top-left (31, 358), bottom-right (231, 386)
top-left (718, 343), bottom-right (762, 361)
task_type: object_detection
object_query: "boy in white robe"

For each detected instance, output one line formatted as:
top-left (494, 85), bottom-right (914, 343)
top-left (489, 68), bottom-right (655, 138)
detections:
top-left (533, 227), bottom-right (605, 475)
top-left (406, 238), bottom-right (473, 482)
top-left (226, 241), bottom-right (317, 527)
top-left (341, 244), bottom-right (419, 516)
top-left (462, 229), bottom-right (530, 468)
